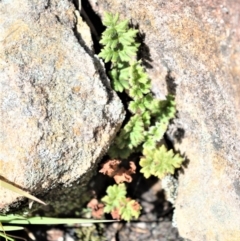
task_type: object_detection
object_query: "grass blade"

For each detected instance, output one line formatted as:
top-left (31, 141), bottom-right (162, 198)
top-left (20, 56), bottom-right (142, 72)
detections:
top-left (0, 232), bottom-right (15, 241)
top-left (4, 216), bottom-right (114, 225)
top-left (0, 226), bottom-right (24, 231)
top-left (0, 179), bottom-right (46, 206)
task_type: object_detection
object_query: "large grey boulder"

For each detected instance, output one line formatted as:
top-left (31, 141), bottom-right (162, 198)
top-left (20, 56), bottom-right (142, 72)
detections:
top-left (90, 0), bottom-right (240, 240)
top-left (0, 0), bottom-right (124, 214)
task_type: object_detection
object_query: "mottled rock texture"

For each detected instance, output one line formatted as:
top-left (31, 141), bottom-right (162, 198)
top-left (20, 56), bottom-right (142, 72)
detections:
top-left (0, 0), bottom-right (124, 214)
top-left (90, 0), bottom-right (240, 240)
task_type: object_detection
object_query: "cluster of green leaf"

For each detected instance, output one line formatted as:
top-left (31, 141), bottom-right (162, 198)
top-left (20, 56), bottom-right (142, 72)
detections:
top-left (140, 146), bottom-right (183, 179)
top-left (101, 184), bottom-right (141, 222)
top-left (98, 12), bottom-right (184, 222)
top-left (99, 13), bottom-right (139, 65)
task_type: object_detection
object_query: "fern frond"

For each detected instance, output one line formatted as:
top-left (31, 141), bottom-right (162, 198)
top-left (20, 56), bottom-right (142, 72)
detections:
top-left (119, 199), bottom-right (142, 221)
top-left (128, 61), bottom-right (151, 99)
top-left (128, 99), bottom-right (146, 114)
top-left (124, 115), bottom-right (145, 147)
top-left (142, 110), bottom-right (151, 127)
top-left (102, 12), bottom-right (119, 27)
top-left (101, 184), bottom-right (127, 213)
top-left (108, 143), bottom-right (134, 159)
top-left (109, 68), bottom-right (129, 92)
top-left (155, 95), bottom-right (176, 122)
top-left (143, 121), bottom-right (168, 149)
top-left (100, 12), bottom-right (182, 210)
top-left (101, 184), bottom-right (141, 221)
top-left (99, 13), bottom-right (139, 64)
top-left (140, 146), bottom-right (184, 179)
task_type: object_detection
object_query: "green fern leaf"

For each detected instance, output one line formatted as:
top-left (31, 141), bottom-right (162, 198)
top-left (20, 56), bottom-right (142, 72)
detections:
top-left (98, 48), bottom-right (114, 63)
top-left (118, 29), bottom-right (138, 45)
top-left (108, 128), bottom-right (135, 159)
top-left (119, 200), bottom-right (141, 221)
top-left (139, 153), bottom-right (153, 178)
top-left (112, 51), bottom-right (119, 62)
top-left (112, 13), bottom-right (120, 25)
top-left (99, 13), bottom-right (139, 65)
top-left (142, 110), bottom-right (151, 127)
top-left (117, 49), bottom-right (132, 62)
top-left (143, 122), bottom-right (168, 150)
top-left (107, 143), bottom-right (133, 159)
top-left (128, 62), bottom-right (151, 99)
top-left (129, 62), bottom-right (149, 84)
top-left (129, 86), bottom-right (144, 99)
top-left (124, 115), bottom-right (145, 147)
top-left (99, 35), bottom-right (110, 46)
top-left (109, 68), bottom-right (129, 92)
top-left (123, 45), bottom-right (139, 58)
top-left (102, 184), bottom-right (127, 213)
top-left (107, 115), bottom-right (146, 158)
top-left (153, 146), bottom-right (183, 178)
top-left (115, 20), bottom-right (129, 34)
top-left (102, 12), bottom-right (119, 27)
top-left (145, 98), bottom-right (162, 114)
top-left (142, 94), bottom-right (154, 109)
top-left (128, 99), bottom-right (146, 114)
top-left (142, 138), bottom-right (156, 150)
top-left (118, 36), bottom-right (134, 47)
top-left (122, 28), bottom-right (138, 38)
top-left (154, 95), bottom-right (176, 122)
top-left (116, 61), bottom-right (130, 73)
top-left (140, 146), bottom-right (184, 179)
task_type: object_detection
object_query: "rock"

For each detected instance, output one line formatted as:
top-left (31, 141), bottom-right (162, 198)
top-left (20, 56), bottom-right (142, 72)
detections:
top-left (161, 175), bottom-right (178, 205)
top-left (89, 0), bottom-right (240, 240)
top-left (74, 9), bottom-right (94, 52)
top-left (0, 0), bottom-right (124, 214)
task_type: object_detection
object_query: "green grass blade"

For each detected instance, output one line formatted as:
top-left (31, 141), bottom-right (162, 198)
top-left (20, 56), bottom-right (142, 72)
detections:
top-left (0, 179), bottom-right (46, 206)
top-left (0, 222), bottom-right (17, 241)
top-left (0, 232), bottom-right (15, 241)
top-left (0, 226), bottom-right (24, 231)
top-left (0, 215), bottom-right (27, 222)
top-left (4, 217), bottom-right (114, 225)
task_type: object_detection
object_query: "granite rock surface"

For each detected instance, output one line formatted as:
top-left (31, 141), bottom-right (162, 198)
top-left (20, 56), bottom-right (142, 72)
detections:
top-left (0, 0), bottom-right (124, 213)
top-left (89, 0), bottom-right (240, 240)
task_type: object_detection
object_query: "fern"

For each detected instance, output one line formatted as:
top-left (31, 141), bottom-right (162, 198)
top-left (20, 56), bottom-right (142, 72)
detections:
top-left (119, 199), bottom-right (141, 221)
top-left (99, 13), bottom-right (139, 64)
top-left (128, 61), bottom-right (151, 99)
top-left (154, 95), bottom-right (176, 122)
top-left (140, 145), bottom-right (184, 179)
top-left (109, 63), bottom-right (130, 92)
top-left (99, 12), bottom-right (184, 221)
top-left (107, 143), bottom-right (134, 159)
top-left (101, 184), bottom-right (141, 221)
top-left (143, 121), bottom-right (168, 150)
top-left (124, 115), bottom-right (145, 148)
top-left (101, 184), bottom-right (127, 213)
top-left (107, 115), bottom-right (145, 159)
top-left (99, 12), bottom-right (182, 170)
